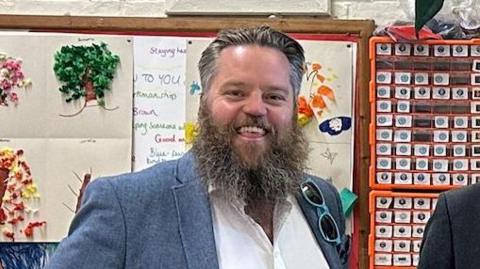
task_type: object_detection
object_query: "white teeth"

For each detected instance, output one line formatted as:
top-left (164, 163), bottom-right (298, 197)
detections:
top-left (239, 126), bottom-right (266, 135)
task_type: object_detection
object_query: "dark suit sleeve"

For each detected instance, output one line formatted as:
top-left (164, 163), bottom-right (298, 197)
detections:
top-left (417, 193), bottom-right (453, 269)
top-left (46, 179), bottom-right (126, 269)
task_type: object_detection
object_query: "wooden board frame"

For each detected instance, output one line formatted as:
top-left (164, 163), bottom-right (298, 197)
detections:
top-left (0, 15), bottom-right (374, 269)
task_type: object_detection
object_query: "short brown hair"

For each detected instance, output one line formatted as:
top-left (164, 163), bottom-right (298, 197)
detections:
top-left (198, 26), bottom-right (305, 97)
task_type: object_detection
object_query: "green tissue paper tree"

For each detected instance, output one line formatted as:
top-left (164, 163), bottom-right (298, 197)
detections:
top-left (53, 42), bottom-right (120, 116)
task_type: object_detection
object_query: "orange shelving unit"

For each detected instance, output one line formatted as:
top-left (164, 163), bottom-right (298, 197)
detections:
top-left (368, 36), bottom-right (480, 268)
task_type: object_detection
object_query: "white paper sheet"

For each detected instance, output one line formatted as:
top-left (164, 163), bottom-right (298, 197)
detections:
top-left (133, 37), bottom-right (187, 171)
top-left (299, 40), bottom-right (357, 191)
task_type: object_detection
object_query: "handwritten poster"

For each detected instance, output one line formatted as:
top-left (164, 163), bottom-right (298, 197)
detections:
top-left (133, 37), bottom-right (187, 171)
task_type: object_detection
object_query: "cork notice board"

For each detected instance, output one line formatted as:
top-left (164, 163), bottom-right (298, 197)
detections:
top-left (0, 15), bottom-right (374, 269)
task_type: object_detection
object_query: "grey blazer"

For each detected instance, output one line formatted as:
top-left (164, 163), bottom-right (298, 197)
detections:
top-left (418, 183), bottom-right (480, 269)
top-left (47, 152), bottom-right (349, 269)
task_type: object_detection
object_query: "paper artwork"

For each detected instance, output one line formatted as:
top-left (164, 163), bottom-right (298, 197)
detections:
top-left (53, 43), bottom-right (121, 117)
top-left (299, 40), bottom-right (357, 191)
top-left (0, 32), bottom-right (133, 242)
top-left (0, 148), bottom-right (45, 242)
top-left (0, 53), bottom-right (31, 106)
top-left (0, 243), bottom-right (56, 269)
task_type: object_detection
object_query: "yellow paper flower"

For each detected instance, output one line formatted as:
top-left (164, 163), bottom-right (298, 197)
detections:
top-left (0, 147), bottom-right (16, 170)
top-left (22, 183), bottom-right (39, 199)
top-left (184, 122), bottom-right (198, 144)
top-left (0, 147), bottom-right (14, 157)
top-left (298, 114), bottom-right (312, 127)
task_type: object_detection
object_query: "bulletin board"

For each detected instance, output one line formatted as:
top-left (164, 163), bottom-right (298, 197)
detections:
top-left (0, 15), bottom-right (374, 269)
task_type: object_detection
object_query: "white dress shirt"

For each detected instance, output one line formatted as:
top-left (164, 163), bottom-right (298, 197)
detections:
top-left (209, 189), bottom-right (330, 269)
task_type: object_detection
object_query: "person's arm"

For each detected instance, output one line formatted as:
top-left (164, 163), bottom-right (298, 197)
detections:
top-left (417, 193), bottom-right (454, 269)
top-left (46, 178), bottom-right (126, 269)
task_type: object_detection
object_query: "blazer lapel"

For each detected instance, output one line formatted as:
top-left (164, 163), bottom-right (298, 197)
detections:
top-left (172, 152), bottom-right (219, 269)
top-left (296, 194), bottom-right (342, 269)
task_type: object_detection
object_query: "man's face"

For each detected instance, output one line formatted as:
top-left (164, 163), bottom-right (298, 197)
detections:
top-left (204, 45), bottom-right (295, 168)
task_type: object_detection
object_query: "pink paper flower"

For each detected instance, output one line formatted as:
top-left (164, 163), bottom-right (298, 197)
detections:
top-left (0, 54), bottom-right (30, 106)
top-left (1, 80), bottom-right (11, 90)
top-left (9, 92), bottom-right (18, 102)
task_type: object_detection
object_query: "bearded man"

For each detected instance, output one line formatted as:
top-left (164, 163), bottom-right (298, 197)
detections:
top-left (47, 26), bottom-right (350, 269)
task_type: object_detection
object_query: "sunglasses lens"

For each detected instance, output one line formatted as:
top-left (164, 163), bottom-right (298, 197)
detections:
top-left (320, 214), bottom-right (338, 240)
top-left (302, 182), bottom-right (324, 205)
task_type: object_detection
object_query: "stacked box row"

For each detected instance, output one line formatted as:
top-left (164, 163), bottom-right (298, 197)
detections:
top-left (369, 191), bottom-right (438, 268)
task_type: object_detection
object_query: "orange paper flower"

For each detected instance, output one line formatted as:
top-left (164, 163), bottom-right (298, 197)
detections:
top-left (317, 85), bottom-right (336, 102)
top-left (311, 94), bottom-right (326, 109)
top-left (297, 96), bottom-right (313, 117)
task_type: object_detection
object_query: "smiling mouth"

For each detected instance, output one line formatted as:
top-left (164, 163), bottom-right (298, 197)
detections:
top-left (237, 126), bottom-right (267, 138)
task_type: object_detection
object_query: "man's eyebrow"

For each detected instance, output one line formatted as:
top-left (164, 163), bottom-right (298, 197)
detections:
top-left (221, 81), bottom-right (247, 88)
top-left (265, 86), bottom-right (291, 95)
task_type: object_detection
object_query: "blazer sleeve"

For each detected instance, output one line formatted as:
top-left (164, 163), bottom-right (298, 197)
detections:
top-left (417, 193), bottom-right (453, 269)
top-left (46, 178), bottom-right (126, 269)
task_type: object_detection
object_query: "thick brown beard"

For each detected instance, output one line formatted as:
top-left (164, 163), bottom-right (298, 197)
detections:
top-left (191, 100), bottom-right (310, 203)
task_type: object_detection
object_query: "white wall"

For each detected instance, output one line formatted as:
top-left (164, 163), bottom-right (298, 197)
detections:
top-left (0, 0), bottom-right (419, 27)
top-left (333, 0), bottom-right (413, 26)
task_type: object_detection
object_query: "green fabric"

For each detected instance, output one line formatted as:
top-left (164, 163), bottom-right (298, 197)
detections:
top-left (339, 188), bottom-right (357, 217)
top-left (415, 0), bottom-right (444, 34)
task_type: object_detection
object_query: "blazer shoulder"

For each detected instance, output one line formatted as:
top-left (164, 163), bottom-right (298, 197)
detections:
top-left (442, 183), bottom-right (480, 212)
top-left (106, 159), bottom-right (177, 186)
top-left (446, 183), bottom-right (480, 199)
top-left (87, 159), bottom-right (180, 205)
top-left (305, 174), bottom-right (340, 197)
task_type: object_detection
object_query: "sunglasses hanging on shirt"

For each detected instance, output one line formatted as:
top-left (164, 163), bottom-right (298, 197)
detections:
top-left (300, 178), bottom-right (342, 246)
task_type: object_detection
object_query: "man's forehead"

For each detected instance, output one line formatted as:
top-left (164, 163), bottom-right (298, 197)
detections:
top-left (218, 44), bottom-right (284, 58)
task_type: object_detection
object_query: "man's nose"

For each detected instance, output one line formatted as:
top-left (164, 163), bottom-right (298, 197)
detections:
top-left (243, 92), bottom-right (267, 116)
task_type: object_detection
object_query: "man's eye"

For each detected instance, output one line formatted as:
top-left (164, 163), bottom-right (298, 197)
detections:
top-left (267, 94), bottom-right (286, 101)
top-left (225, 90), bottom-right (243, 97)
